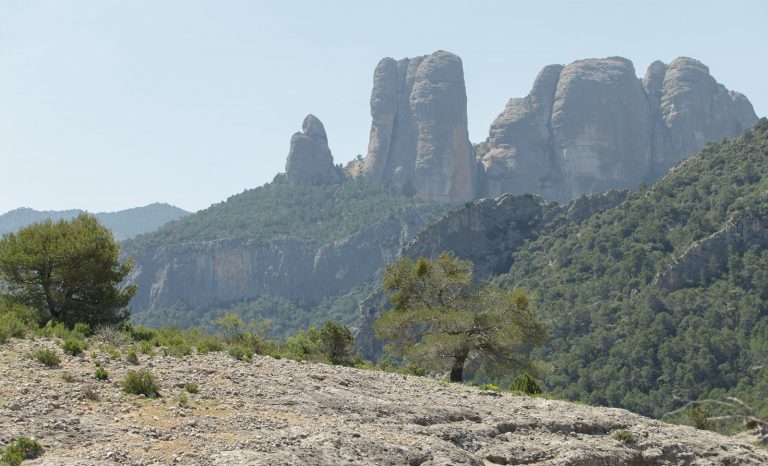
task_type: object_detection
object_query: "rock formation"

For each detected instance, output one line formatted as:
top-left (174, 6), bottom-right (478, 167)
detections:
top-left (285, 114), bottom-right (341, 185)
top-left (354, 51), bottom-right (477, 205)
top-left (479, 56), bottom-right (757, 201)
top-left (3, 338), bottom-right (766, 465)
top-left (656, 214), bottom-right (768, 292)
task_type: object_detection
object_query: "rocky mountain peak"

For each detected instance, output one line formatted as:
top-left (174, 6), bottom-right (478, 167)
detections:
top-left (478, 55), bottom-right (757, 202)
top-left (354, 50), bottom-right (476, 205)
top-left (285, 114), bottom-right (341, 185)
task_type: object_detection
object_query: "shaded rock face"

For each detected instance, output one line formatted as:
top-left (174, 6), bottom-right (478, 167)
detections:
top-left (128, 207), bottom-right (438, 312)
top-left (285, 114), bottom-right (341, 185)
top-left (480, 56), bottom-right (757, 201)
top-left (656, 215), bottom-right (768, 292)
top-left (358, 190), bottom-right (628, 359)
top-left (358, 51), bottom-right (476, 205)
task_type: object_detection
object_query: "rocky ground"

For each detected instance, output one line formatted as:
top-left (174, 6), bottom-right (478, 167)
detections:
top-left (1, 338), bottom-right (766, 465)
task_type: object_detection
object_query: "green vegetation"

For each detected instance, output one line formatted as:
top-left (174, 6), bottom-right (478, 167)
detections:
top-left (510, 373), bottom-right (543, 395)
top-left (375, 253), bottom-right (547, 382)
top-left (0, 437), bottom-right (44, 466)
top-left (500, 119), bottom-right (768, 419)
top-left (93, 367), bottom-right (109, 381)
top-left (61, 337), bottom-right (85, 356)
top-left (612, 430), bottom-right (635, 444)
top-left (0, 299), bottom-right (37, 344)
top-left (0, 214), bottom-right (136, 328)
top-left (184, 382), bottom-right (199, 394)
top-left (121, 369), bottom-right (160, 397)
top-left (126, 179), bottom-right (444, 249)
top-left (34, 348), bottom-right (60, 367)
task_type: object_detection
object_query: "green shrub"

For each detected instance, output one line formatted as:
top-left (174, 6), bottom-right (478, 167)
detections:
top-left (684, 406), bottom-right (715, 431)
top-left (125, 348), bottom-right (139, 365)
top-left (510, 373), bottom-right (543, 395)
top-left (94, 367), bottom-right (109, 381)
top-left (612, 429), bottom-right (635, 444)
top-left (34, 348), bottom-right (60, 367)
top-left (61, 337), bottom-right (85, 356)
top-left (72, 322), bottom-right (92, 337)
top-left (175, 393), bottom-right (189, 406)
top-left (139, 340), bottom-right (156, 356)
top-left (184, 382), bottom-right (199, 394)
top-left (60, 372), bottom-right (75, 383)
top-left (227, 345), bottom-right (253, 362)
top-left (125, 324), bottom-right (157, 342)
top-left (101, 344), bottom-right (121, 360)
top-left (36, 321), bottom-right (70, 339)
top-left (0, 304), bottom-right (37, 344)
top-left (1, 437), bottom-right (44, 465)
top-left (121, 369), bottom-right (160, 397)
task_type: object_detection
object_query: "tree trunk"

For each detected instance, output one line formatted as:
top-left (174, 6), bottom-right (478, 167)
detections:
top-left (450, 353), bottom-right (467, 382)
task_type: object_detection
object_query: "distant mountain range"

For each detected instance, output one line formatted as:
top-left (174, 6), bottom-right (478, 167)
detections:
top-left (0, 203), bottom-right (190, 241)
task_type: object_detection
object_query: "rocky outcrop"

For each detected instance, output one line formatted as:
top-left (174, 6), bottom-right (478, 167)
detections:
top-left (285, 114), bottom-right (342, 185)
top-left (127, 206), bottom-right (440, 313)
top-left (355, 51), bottom-right (476, 204)
top-left (479, 56), bottom-right (757, 201)
top-left (3, 338), bottom-right (766, 465)
top-left (656, 215), bottom-right (768, 292)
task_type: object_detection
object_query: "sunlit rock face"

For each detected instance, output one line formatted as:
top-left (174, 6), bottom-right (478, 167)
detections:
top-left (285, 114), bottom-right (342, 185)
top-left (479, 56), bottom-right (757, 202)
top-left (357, 50), bottom-right (477, 205)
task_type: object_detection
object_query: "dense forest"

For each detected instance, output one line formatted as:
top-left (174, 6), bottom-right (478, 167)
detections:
top-left (500, 119), bottom-right (768, 420)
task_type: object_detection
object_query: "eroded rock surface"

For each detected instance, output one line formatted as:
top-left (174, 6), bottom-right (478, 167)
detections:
top-left (285, 114), bottom-right (342, 185)
top-left (2, 338), bottom-right (765, 465)
top-left (479, 56), bottom-right (757, 201)
top-left (355, 50), bottom-right (477, 205)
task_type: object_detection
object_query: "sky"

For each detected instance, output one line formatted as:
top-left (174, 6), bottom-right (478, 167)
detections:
top-left (1, 0), bottom-right (766, 214)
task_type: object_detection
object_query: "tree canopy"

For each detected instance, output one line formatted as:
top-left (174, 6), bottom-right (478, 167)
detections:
top-left (0, 214), bottom-right (136, 327)
top-left (374, 252), bottom-right (547, 382)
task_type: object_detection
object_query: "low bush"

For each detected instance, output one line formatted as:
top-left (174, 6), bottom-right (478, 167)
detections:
top-left (94, 367), bottom-right (109, 381)
top-left (139, 340), bottom-right (156, 356)
top-left (61, 372), bottom-right (75, 383)
top-left (93, 324), bottom-right (130, 346)
top-left (175, 393), bottom-right (189, 406)
top-left (125, 348), bottom-right (139, 365)
top-left (510, 373), bottom-right (543, 395)
top-left (0, 303), bottom-right (37, 344)
top-left (34, 348), bottom-right (60, 367)
top-left (184, 382), bottom-right (199, 394)
top-left (61, 337), bottom-right (85, 356)
top-left (227, 345), bottom-right (253, 362)
top-left (612, 429), bottom-right (635, 444)
top-left (1, 437), bottom-right (44, 465)
top-left (121, 369), bottom-right (161, 397)
top-left (72, 322), bottom-right (92, 337)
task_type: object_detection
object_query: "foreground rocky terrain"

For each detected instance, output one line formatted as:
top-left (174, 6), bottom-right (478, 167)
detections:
top-left (1, 338), bottom-right (766, 465)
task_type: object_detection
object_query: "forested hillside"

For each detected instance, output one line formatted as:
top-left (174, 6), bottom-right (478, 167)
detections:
top-left (500, 119), bottom-right (768, 419)
top-left (124, 178), bottom-right (447, 338)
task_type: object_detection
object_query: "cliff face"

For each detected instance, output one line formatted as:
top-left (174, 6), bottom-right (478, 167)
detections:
top-left (355, 51), bottom-right (477, 205)
top-left (479, 56), bottom-right (757, 201)
top-left (656, 214), bottom-right (768, 292)
top-left (127, 206), bottom-right (438, 313)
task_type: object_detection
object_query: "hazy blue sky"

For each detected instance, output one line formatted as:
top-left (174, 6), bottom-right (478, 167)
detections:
top-left (1, 0), bottom-right (766, 214)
